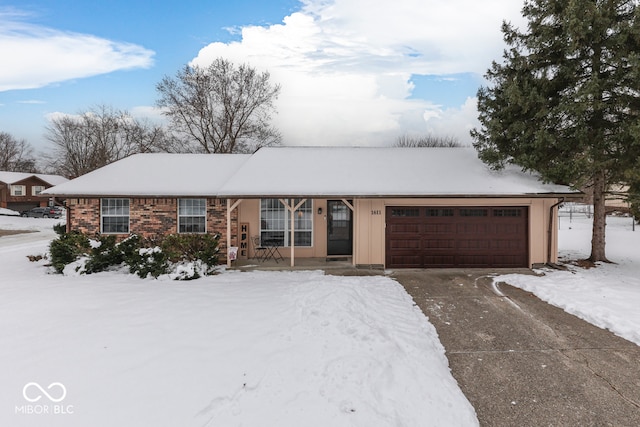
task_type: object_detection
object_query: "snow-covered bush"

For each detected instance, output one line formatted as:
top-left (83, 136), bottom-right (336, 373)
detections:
top-left (84, 235), bottom-right (124, 274)
top-left (161, 233), bottom-right (221, 275)
top-left (49, 230), bottom-right (220, 279)
top-left (49, 231), bottom-right (91, 273)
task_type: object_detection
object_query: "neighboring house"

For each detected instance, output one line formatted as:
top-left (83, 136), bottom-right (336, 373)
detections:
top-left (605, 184), bottom-right (631, 214)
top-left (44, 147), bottom-right (579, 269)
top-left (0, 171), bottom-right (68, 212)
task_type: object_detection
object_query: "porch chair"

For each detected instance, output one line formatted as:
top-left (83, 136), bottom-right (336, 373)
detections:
top-left (251, 235), bottom-right (268, 261)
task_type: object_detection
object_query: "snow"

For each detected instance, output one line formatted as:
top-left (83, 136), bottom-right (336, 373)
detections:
top-left (44, 147), bottom-right (576, 198)
top-left (494, 209), bottom-right (640, 346)
top-left (0, 207), bottom-right (20, 216)
top-left (0, 215), bottom-right (477, 426)
top-left (218, 147), bottom-right (576, 197)
top-left (43, 153), bottom-right (252, 197)
top-left (0, 171), bottom-right (68, 186)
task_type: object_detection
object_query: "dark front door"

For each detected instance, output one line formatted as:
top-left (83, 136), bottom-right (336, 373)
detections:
top-left (327, 200), bottom-right (353, 256)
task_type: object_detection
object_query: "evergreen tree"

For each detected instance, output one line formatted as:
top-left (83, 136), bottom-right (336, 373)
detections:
top-left (472, 0), bottom-right (640, 262)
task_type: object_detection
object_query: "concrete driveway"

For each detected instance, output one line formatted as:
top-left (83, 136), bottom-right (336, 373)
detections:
top-left (392, 269), bottom-right (640, 427)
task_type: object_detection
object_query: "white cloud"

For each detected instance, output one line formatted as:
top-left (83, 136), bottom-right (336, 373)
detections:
top-left (422, 97), bottom-right (481, 145)
top-left (191, 0), bottom-right (524, 146)
top-left (0, 10), bottom-right (154, 92)
top-left (17, 99), bottom-right (45, 104)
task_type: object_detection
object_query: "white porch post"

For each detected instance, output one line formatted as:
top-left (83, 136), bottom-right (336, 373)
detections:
top-left (226, 198), bottom-right (243, 268)
top-left (279, 198), bottom-right (307, 267)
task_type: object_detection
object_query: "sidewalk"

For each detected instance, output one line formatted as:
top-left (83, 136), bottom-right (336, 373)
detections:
top-left (393, 269), bottom-right (640, 427)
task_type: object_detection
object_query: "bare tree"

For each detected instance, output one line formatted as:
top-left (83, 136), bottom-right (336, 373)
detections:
top-left (0, 132), bottom-right (37, 172)
top-left (394, 134), bottom-right (462, 148)
top-left (156, 58), bottom-right (281, 154)
top-left (45, 105), bottom-right (177, 177)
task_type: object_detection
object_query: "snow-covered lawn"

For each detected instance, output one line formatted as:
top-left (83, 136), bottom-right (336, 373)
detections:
top-left (0, 216), bottom-right (477, 427)
top-left (497, 212), bottom-right (640, 346)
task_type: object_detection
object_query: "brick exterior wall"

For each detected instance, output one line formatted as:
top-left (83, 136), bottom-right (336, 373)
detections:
top-left (66, 197), bottom-right (237, 260)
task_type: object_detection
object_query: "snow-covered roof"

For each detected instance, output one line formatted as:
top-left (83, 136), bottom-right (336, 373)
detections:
top-left (44, 148), bottom-right (577, 198)
top-left (44, 153), bottom-right (252, 197)
top-left (0, 171), bottom-right (68, 186)
top-left (218, 147), bottom-right (576, 197)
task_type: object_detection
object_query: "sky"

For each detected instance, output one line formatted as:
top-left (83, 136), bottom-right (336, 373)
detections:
top-left (0, 0), bottom-right (527, 153)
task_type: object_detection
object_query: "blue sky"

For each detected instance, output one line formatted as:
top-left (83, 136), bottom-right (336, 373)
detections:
top-left (0, 0), bottom-right (525, 152)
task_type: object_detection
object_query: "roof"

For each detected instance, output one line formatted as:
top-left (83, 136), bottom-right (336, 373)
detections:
top-left (44, 147), bottom-right (578, 198)
top-left (218, 147), bottom-right (576, 198)
top-left (43, 153), bottom-right (252, 197)
top-left (0, 171), bottom-right (68, 186)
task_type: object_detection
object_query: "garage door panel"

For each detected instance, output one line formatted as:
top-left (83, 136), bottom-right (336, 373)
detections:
top-left (495, 223), bottom-right (524, 234)
top-left (424, 239), bottom-right (455, 249)
top-left (386, 206), bottom-right (528, 268)
top-left (457, 223), bottom-right (493, 234)
top-left (388, 238), bottom-right (421, 250)
top-left (388, 223), bottom-right (421, 233)
top-left (424, 224), bottom-right (455, 234)
top-left (495, 239), bottom-right (525, 250)
top-left (458, 239), bottom-right (491, 250)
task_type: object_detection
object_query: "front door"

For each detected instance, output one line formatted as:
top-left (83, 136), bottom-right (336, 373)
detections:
top-left (327, 200), bottom-right (353, 256)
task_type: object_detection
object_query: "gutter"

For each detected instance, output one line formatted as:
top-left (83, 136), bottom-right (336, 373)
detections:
top-left (547, 197), bottom-right (565, 267)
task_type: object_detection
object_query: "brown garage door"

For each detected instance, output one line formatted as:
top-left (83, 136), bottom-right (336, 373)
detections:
top-left (385, 206), bottom-right (528, 268)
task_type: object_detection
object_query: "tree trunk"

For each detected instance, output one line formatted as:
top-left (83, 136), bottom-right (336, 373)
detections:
top-left (589, 170), bottom-right (609, 263)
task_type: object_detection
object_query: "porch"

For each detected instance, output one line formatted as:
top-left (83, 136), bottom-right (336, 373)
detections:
top-left (228, 257), bottom-right (383, 275)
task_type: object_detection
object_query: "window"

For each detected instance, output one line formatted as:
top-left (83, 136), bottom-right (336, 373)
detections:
top-left (10, 185), bottom-right (26, 196)
top-left (260, 199), bottom-right (312, 246)
top-left (32, 185), bottom-right (45, 196)
top-left (460, 208), bottom-right (488, 217)
top-left (101, 198), bottom-right (130, 234)
top-left (426, 208), bottom-right (454, 217)
top-left (391, 208), bottom-right (419, 217)
top-left (178, 199), bottom-right (206, 233)
top-left (493, 209), bottom-right (522, 217)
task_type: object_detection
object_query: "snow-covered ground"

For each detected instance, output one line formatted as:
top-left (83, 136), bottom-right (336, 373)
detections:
top-left (2, 207), bottom-right (637, 426)
top-left (0, 216), bottom-right (477, 427)
top-left (496, 210), bottom-right (640, 346)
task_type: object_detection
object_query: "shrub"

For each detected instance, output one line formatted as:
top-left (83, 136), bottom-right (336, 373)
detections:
top-left (48, 231), bottom-right (221, 279)
top-left (49, 231), bottom-right (90, 273)
top-left (53, 223), bottom-right (66, 236)
top-left (132, 246), bottom-right (169, 279)
top-left (84, 234), bottom-right (124, 274)
top-left (161, 233), bottom-right (220, 272)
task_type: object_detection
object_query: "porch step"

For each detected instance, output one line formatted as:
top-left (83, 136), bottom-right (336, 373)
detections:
top-left (326, 255), bottom-right (352, 262)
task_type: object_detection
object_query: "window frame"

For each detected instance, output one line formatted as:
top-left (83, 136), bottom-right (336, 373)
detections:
top-left (260, 198), bottom-right (313, 247)
top-left (100, 198), bottom-right (130, 234)
top-left (178, 198), bottom-right (207, 233)
top-left (10, 185), bottom-right (26, 196)
top-left (32, 185), bottom-right (45, 196)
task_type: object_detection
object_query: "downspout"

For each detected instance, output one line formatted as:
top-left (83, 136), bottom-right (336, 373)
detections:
top-left (547, 197), bottom-right (565, 267)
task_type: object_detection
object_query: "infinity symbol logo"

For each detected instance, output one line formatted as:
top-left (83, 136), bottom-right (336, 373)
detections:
top-left (22, 382), bottom-right (67, 403)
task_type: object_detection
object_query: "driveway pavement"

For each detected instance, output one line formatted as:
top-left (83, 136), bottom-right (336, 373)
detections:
top-left (392, 269), bottom-right (640, 427)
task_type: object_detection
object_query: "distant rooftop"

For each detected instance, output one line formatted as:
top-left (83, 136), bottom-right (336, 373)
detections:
top-left (0, 171), bottom-right (68, 186)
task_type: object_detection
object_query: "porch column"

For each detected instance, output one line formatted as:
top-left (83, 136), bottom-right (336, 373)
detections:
top-left (226, 198), bottom-right (243, 268)
top-left (279, 198), bottom-right (307, 267)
